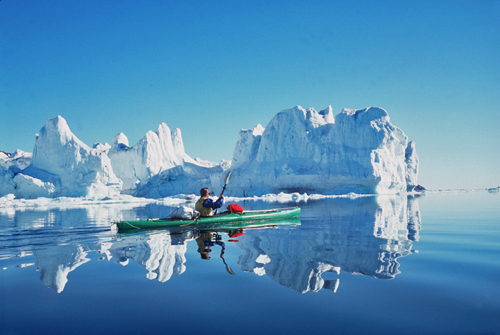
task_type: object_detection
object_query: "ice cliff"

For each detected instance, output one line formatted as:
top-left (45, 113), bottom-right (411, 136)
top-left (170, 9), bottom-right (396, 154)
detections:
top-left (0, 105), bottom-right (418, 199)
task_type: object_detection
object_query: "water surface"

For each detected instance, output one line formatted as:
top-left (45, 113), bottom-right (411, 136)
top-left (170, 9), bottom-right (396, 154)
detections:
top-left (1, 192), bottom-right (499, 335)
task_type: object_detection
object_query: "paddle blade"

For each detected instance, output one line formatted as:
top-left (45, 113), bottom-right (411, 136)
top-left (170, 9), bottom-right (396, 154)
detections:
top-left (224, 170), bottom-right (233, 185)
top-left (222, 257), bottom-right (236, 275)
top-left (226, 264), bottom-right (236, 275)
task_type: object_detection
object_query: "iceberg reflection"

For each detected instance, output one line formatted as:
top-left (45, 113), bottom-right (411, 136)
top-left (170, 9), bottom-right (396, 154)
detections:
top-left (105, 195), bottom-right (420, 294)
top-left (34, 245), bottom-right (90, 293)
top-left (107, 231), bottom-right (194, 282)
top-left (236, 195), bottom-right (420, 293)
top-left (3, 195), bottom-right (420, 294)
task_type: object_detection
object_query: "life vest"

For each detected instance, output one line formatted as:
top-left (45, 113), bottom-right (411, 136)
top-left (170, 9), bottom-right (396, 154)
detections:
top-left (196, 196), bottom-right (213, 217)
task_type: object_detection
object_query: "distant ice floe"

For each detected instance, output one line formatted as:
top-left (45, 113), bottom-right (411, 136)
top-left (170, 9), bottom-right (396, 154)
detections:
top-left (426, 188), bottom-right (500, 193)
top-left (0, 191), bottom-right (378, 211)
top-left (2, 185), bottom-right (497, 213)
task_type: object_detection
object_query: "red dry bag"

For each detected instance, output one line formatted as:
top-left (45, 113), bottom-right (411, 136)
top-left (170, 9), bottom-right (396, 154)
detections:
top-left (227, 204), bottom-right (244, 213)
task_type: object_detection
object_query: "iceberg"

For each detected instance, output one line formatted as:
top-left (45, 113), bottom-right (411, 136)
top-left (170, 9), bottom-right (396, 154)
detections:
top-left (8, 116), bottom-right (123, 199)
top-left (0, 105), bottom-right (419, 200)
top-left (227, 106), bottom-right (418, 196)
top-left (106, 123), bottom-right (224, 198)
top-left (107, 124), bottom-right (190, 192)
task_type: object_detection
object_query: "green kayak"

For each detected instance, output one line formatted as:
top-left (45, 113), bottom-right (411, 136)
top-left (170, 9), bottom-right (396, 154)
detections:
top-left (117, 207), bottom-right (301, 231)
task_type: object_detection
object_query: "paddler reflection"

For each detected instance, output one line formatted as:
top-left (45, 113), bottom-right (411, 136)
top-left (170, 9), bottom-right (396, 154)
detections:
top-left (196, 231), bottom-right (238, 275)
top-left (196, 232), bottom-right (220, 260)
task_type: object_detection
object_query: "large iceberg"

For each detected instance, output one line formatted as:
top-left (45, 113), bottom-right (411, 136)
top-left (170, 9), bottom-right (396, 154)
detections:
top-left (227, 106), bottom-right (418, 196)
top-left (0, 116), bottom-right (123, 198)
top-left (0, 105), bottom-right (418, 199)
top-left (12, 116), bottom-right (123, 199)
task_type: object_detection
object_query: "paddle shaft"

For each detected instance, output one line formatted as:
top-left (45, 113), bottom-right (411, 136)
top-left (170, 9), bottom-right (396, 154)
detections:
top-left (220, 183), bottom-right (228, 197)
top-left (215, 170), bottom-right (232, 214)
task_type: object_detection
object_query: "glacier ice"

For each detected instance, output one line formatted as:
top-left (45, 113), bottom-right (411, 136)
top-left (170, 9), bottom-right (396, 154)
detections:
top-left (0, 105), bottom-right (419, 200)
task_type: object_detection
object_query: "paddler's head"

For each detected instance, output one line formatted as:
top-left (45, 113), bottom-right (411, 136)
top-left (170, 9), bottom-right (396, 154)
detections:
top-left (200, 188), bottom-right (210, 197)
top-left (201, 252), bottom-right (210, 260)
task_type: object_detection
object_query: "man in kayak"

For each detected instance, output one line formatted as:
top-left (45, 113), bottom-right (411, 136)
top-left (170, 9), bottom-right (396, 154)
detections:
top-left (195, 187), bottom-right (224, 217)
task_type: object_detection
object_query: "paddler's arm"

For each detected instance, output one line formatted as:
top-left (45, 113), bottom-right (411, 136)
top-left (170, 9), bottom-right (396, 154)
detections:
top-left (215, 194), bottom-right (224, 208)
top-left (202, 195), bottom-right (224, 209)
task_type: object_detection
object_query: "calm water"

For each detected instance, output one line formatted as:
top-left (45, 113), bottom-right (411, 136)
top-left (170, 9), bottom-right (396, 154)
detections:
top-left (1, 192), bottom-right (499, 335)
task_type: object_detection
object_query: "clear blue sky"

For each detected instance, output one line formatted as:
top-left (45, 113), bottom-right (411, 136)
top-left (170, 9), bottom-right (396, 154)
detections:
top-left (1, 0), bottom-right (499, 190)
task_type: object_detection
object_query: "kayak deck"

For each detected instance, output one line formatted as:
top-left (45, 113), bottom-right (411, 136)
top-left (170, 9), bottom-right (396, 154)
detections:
top-left (117, 207), bottom-right (301, 231)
